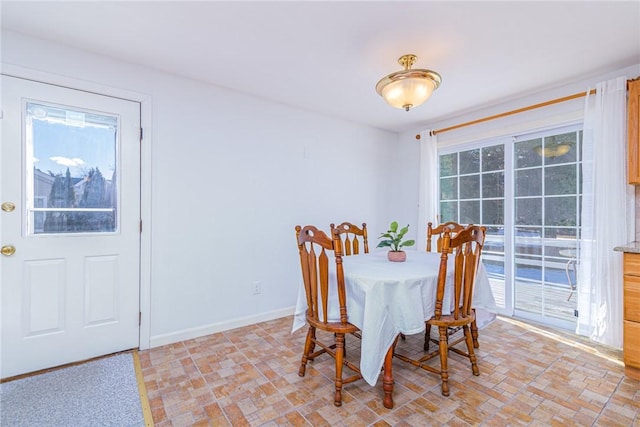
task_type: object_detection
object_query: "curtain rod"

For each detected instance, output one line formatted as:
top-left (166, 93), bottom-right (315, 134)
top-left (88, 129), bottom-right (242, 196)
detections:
top-left (415, 89), bottom-right (596, 140)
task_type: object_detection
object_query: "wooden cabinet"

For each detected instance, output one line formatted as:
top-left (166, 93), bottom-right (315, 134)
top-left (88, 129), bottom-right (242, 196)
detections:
top-left (629, 79), bottom-right (640, 184)
top-left (623, 253), bottom-right (640, 379)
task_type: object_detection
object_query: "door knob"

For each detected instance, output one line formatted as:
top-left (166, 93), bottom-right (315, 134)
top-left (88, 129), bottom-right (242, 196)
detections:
top-left (1, 245), bottom-right (16, 256)
top-left (1, 202), bottom-right (15, 212)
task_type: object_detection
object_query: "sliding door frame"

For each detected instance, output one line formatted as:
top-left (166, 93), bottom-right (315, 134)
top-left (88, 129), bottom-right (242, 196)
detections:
top-left (437, 121), bottom-right (583, 330)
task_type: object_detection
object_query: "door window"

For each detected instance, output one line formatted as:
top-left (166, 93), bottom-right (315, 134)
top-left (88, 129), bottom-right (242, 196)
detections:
top-left (26, 102), bottom-right (119, 235)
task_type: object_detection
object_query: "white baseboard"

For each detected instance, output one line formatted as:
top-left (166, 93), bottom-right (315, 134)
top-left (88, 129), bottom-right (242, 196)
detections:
top-left (149, 306), bottom-right (295, 348)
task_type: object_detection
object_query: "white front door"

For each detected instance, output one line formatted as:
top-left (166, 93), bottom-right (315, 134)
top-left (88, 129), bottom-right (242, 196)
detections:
top-left (1, 75), bottom-right (141, 378)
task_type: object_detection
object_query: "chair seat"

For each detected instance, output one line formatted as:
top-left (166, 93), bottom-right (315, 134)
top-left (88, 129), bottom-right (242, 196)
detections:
top-left (428, 312), bottom-right (475, 328)
top-left (305, 316), bottom-right (360, 334)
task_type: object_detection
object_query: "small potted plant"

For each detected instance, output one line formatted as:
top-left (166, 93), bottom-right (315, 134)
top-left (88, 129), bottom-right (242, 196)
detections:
top-left (377, 221), bottom-right (415, 262)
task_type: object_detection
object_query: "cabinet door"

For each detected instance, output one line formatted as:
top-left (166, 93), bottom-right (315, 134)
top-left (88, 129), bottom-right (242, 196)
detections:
top-left (624, 320), bottom-right (640, 370)
top-left (624, 275), bottom-right (640, 322)
top-left (624, 253), bottom-right (640, 275)
top-left (629, 79), bottom-right (640, 184)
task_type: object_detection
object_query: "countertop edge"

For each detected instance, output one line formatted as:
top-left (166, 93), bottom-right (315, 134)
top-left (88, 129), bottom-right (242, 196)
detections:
top-left (614, 242), bottom-right (640, 253)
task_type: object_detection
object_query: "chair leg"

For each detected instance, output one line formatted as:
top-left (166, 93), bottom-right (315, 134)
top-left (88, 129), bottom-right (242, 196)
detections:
top-left (438, 326), bottom-right (450, 396)
top-left (463, 325), bottom-right (480, 376)
top-left (334, 333), bottom-right (345, 406)
top-left (337, 332), bottom-right (346, 357)
top-left (299, 327), bottom-right (316, 377)
top-left (424, 323), bottom-right (432, 351)
top-left (470, 312), bottom-right (479, 349)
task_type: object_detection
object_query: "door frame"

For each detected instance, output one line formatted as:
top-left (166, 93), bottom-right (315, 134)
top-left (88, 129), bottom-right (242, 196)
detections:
top-left (1, 63), bottom-right (153, 350)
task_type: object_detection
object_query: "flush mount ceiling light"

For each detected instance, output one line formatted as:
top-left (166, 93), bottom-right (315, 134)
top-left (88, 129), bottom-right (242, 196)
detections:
top-left (376, 54), bottom-right (442, 112)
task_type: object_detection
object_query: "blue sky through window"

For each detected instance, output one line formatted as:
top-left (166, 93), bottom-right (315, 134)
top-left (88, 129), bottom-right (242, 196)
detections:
top-left (29, 102), bottom-right (117, 181)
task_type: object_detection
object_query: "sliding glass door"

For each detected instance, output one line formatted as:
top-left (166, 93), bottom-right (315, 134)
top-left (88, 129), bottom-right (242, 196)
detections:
top-left (437, 124), bottom-right (582, 329)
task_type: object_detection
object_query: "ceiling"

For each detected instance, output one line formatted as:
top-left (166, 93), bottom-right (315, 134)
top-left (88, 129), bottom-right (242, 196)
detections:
top-left (2, 1), bottom-right (639, 133)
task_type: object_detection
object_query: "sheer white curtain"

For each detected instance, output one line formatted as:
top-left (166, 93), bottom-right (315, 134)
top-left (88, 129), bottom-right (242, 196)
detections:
top-left (417, 130), bottom-right (439, 251)
top-left (577, 76), bottom-right (635, 348)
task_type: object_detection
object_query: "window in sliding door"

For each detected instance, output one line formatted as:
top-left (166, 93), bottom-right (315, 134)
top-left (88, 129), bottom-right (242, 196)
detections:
top-left (513, 129), bottom-right (581, 325)
top-left (439, 143), bottom-right (507, 310)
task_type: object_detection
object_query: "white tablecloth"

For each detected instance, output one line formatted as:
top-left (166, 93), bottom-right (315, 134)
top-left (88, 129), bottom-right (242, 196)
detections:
top-left (292, 249), bottom-right (496, 386)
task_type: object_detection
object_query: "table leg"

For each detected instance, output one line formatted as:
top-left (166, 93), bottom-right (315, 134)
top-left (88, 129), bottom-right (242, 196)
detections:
top-left (382, 336), bottom-right (398, 409)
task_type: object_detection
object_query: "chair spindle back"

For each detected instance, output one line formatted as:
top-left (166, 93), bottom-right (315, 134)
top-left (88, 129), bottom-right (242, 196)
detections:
top-left (330, 222), bottom-right (369, 256)
top-left (433, 225), bottom-right (486, 321)
top-left (296, 225), bottom-right (348, 325)
top-left (427, 221), bottom-right (467, 253)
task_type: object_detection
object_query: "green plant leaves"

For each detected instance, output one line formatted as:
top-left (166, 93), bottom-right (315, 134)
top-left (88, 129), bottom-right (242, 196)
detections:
top-left (377, 222), bottom-right (414, 251)
top-left (400, 239), bottom-right (415, 248)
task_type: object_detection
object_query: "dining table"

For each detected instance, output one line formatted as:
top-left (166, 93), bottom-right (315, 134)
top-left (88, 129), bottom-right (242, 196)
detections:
top-left (292, 249), bottom-right (497, 408)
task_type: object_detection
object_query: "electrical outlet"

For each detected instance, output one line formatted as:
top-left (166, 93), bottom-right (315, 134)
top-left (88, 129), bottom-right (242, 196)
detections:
top-left (252, 281), bottom-right (262, 295)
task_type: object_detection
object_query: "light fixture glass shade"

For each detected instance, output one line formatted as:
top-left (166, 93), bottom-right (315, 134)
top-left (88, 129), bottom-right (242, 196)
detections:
top-left (376, 54), bottom-right (441, 111)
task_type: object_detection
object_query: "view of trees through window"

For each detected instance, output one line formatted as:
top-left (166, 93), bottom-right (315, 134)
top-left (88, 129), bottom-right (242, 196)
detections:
top-left (439, 144), bottom-right (507, 309)
top-left (36, 166), bottom-right (116, 233)
top-left (438, 125), bottom-right (582, 327)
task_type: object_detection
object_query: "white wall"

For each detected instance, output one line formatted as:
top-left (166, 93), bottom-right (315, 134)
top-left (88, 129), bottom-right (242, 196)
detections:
top-left (1, 31), bottom-right (402, 346)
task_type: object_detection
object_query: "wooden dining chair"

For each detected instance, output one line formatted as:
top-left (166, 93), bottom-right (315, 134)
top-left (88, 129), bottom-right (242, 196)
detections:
top-left (330, 222), bottom-right (369, 256)
top-left (295, 224), bottom-right (363, 407)
top-left (425, 221), bottom-right (481, 350)
top-left (394, 225), bottom-right (486, 396)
